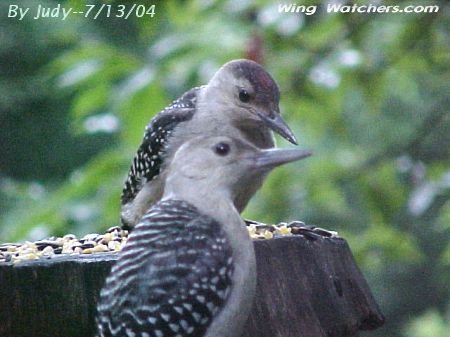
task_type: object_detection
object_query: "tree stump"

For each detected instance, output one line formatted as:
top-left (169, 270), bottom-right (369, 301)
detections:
top-left (0, 233), bottom-right (384, 337)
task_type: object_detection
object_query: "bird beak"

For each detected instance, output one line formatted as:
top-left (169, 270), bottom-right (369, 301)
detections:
top-left (252, 148), bottom-right (312, 170)
top-left (257, 111), bottom-right (298, 145)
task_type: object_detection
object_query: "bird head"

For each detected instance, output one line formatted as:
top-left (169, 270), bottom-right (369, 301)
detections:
top-left (164, 136), bottom-right (311, 204)
top-left (205, 59), bottom-right (298, 145)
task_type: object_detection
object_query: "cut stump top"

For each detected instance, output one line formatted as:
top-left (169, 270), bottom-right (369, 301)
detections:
top-left (0, 233), bottom-right (384, 337)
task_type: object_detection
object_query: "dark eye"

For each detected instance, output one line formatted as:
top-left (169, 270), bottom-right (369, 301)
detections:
top-left (214, 142), bottom-right (230, 156)
top-left (238, 88), bottom-right (251, 103)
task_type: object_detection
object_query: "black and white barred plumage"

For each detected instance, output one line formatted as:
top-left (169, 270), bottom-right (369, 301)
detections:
top-left (121, 88), bottom-right (201, 206)
top-left (97, 199), bottom-right (233, 337)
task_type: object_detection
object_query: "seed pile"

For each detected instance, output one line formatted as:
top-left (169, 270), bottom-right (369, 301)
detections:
top-left (0, 222), bottom-right (335, 264)
top-left (0, 226), bottom-right (128, 264)
top-left (247, 221), bottom-right (337, 240)
top-left (248, 222), bottom-right (293, 239)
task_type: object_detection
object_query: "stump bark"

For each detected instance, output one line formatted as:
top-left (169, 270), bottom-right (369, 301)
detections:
top-left (0, 234), bottom-right (384, 337)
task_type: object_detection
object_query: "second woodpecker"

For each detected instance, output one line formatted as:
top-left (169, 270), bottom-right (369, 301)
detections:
top-left (121, 59), bottom-right (297, 228)
top-left (97, 136), bottom-right (311, 337)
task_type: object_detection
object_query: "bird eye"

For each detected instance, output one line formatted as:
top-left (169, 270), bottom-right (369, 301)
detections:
top-left (238, 89), bottom-right (251, 103)
top-left (214, 142), bottom-right (230, 156)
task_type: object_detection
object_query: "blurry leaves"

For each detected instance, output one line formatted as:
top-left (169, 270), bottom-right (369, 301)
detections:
top-left (403, 309), bottom-right (450, 337)
top-left (72, 82), bottom-right (110, 120)
top-left (119, 82), bottom-right (167, 147)
top-left (3, 148), bottom-right (126, 241)
top-left (300, 14), bottom-right (345, 51)
top-left (351, 222), bottom-right (423, 269)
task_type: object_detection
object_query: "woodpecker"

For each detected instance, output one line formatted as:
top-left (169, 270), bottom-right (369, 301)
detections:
top-left (97, 136), bottom-right (311, 337)
top-left (121, 59), bottom-right (298, 229)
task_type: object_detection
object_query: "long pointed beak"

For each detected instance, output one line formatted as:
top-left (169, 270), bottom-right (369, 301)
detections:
top-left (253, 148), bottom-right (312, 170)
top-left (257, 111), bottom-right (298, 145)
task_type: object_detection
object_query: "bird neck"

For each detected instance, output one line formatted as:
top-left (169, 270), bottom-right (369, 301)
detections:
top-left (162, 177), bottom-right (251, 256)
top-left (163, 177), bottom-right (256, 337)
top-left (163, 185), bottom-right (239, 227)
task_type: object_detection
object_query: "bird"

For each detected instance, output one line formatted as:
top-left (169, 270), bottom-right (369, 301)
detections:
top-left (97, 135), bottom-right (311, 337)
top-left (120, 59), bottom-right (298, 229)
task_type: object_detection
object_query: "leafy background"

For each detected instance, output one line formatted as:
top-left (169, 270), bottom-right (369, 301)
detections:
top-left (0, 0), bottom-right (448, 336)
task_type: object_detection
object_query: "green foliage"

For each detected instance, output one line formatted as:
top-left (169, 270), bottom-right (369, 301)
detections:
top-left (1, 1), bottom-right (449, 336)
top-left (403, 309), bottom-right (450, 337)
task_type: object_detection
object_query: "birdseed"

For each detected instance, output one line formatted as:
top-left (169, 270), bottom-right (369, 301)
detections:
top-left (0, 222), bottom-right (336, 264)
top-left (0, 226), bottom-right (129, 264)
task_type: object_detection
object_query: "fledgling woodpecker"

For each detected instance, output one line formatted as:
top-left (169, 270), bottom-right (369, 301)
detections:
top-left (97, 136), bottom-right (311, 337)
top-left (121, 59), bottom-right (297, 229)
